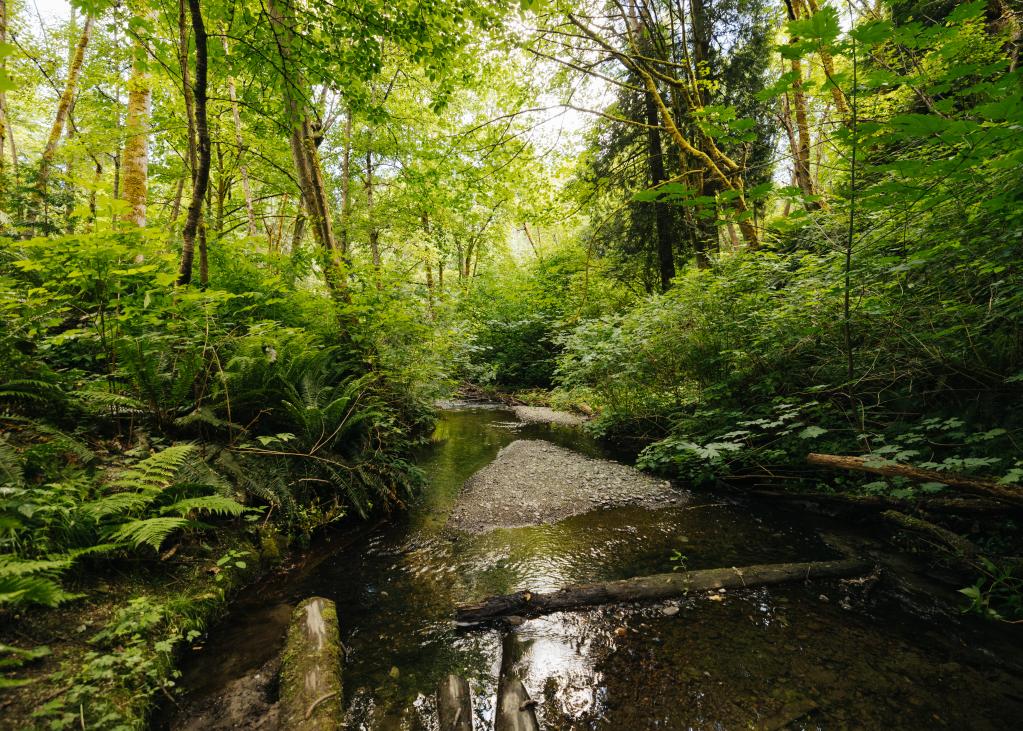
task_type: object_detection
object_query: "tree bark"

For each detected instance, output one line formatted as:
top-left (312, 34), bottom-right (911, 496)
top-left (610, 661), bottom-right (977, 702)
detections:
top-left (121, 7), bottom-right (153, 226)
top-left (806, 453), bottom-right (1023, 507)
top-left (455, 558), bottom-right (869, 624)
top-left (35, 15), bottom-right (93, 214)
top-left (269, 0), bottom-right (346, 298)
top-left (176, 0), bottom-right (210, 286)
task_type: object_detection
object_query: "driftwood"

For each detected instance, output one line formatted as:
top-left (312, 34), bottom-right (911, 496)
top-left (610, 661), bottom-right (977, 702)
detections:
top-left (807, 453), bottom-right (1023, 507)
top-left (455, 558), bottom-right (870, 624)
top-left (279, 597), bottom-right (344, 730)
top-left (437, 674), bottom-right (473, 731)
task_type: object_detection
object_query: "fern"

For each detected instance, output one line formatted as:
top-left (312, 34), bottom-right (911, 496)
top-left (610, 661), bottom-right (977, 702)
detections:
top-left (0, 378), bottom-right (63, 406)
top-left (70, 388), bottom-right (146, 415)
top-left (0, 437), bottom-right (23, 486)
top-left (161, 496), bottom-right (246, 518)
top-left (0, 555), bottom-right (77, 607)
top-left (108, 518), bottom-right (191, 551)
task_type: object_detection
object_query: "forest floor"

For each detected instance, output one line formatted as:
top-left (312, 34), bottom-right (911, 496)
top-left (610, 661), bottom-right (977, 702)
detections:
top-left (445, 438), bottom-right (684, 533)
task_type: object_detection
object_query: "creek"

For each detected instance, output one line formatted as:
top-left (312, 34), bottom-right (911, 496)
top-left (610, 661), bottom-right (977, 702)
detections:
top-left (170, 404), bottom-right (1023, 729)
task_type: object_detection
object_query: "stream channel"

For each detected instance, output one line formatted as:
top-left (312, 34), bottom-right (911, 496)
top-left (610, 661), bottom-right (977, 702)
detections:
top-left (170, 403), bottom-right (1023, 730)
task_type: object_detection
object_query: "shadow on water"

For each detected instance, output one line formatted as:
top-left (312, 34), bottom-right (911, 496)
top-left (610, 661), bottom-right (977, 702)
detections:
top-left (171, 405), bottom-right (1023, 730)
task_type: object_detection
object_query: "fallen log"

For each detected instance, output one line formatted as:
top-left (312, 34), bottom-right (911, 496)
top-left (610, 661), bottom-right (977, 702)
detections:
top-left (495, 678), bottom-right (539, 731)
top-left (739, 489), bottom-right (1009, 516)
top-left (881, 510), bottom-right (979, 560)
top-left (279, 597), bottom-right (344, 730)
top-left (807, 453), bottom-right (1023, 507)
top-left (455, 558), bottom-right (870, 625)
top-left (437, 674), bottom-right (473, 731)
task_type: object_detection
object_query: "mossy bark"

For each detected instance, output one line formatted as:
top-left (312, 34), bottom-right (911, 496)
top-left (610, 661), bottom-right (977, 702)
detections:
top-left (279, 597), bottom-right (344, 730)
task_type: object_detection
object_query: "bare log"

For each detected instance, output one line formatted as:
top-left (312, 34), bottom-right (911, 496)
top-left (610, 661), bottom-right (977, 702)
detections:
top-left (496, 678), bottom-right (539, 731)
top-left (279, 597), bottom-right (343, 730)
top-left (807, 453), bottom-right (1023, 507)
top-left (437, 674), bottom-right (473, 731)
top-left (455, 558), bottom-right (870, 625)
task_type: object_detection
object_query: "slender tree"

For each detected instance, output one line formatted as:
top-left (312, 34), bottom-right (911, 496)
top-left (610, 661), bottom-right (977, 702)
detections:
top-left (177, 0), bottom-right (210, 285)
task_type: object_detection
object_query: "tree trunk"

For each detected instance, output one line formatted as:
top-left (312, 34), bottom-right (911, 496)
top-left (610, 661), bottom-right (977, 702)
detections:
top-left (806, 453), bottom-right (1023, 507)
top-left (121, 9), bottom-right (153, 226)
top-left (339, 111), bottom-right (352, 254)
top-left (366, 149), bottom-right (380, 270)
top-left (783, 0), bottom-right (821, 210)
top-left (170, 177), bottom-right (184, 223)
top-left (177, 0), bottom-right (210, 286)
top-left (221, 35), bottom-right (257, 237)
top-left (802, 0), bottom-right (851, 115)
top-left (178, 0), bottom-right (197, 180)
top-left (291, 203), bottom-right (306, 255)
top-left (269, 0), bottom-right (346, 298)
top-left (437, 675), bottom-right (473, 731)
top-left (643, 90), bottom-right (675, 290)
top-left (0, 0), bottom-right (9, 181)
top-left (455, 558), bottom-right (869, 624)
top-left (35, 15), bottom-right (93, 214)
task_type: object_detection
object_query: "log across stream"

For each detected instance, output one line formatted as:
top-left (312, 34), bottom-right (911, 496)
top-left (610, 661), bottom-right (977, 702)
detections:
top-left (167, 404), bottom-right (1023, 730)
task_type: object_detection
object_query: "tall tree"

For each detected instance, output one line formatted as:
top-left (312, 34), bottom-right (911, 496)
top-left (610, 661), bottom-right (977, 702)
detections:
top-left (35, 14), bottom-right (94, 218)
top-left (121, 4), bottom-right (153, 226)
top-left (176, 0), bottom-right (210, 285)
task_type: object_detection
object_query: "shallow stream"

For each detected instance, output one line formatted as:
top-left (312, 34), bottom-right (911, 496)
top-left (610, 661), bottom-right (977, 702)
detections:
top-left (173, 404), bottom-right (1023, 729)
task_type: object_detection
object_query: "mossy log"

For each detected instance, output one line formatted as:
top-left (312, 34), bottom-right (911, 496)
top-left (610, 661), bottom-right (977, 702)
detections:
top-left (279, 597), bottom-right (344, 730)
top-left (455, 558), bottom-right (870, 625)
top-left (881, 509), bottom-right (979, 559)
top-left (806, 453), bottom-right (1023, 507)
top-left (437, 674), bottom-right (473, 731)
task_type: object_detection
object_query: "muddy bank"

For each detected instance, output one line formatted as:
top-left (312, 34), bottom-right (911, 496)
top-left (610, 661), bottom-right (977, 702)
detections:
top-left (446, 439), bottom-right (685, 533)
top-left (512, 405), bottom-right (587, 426)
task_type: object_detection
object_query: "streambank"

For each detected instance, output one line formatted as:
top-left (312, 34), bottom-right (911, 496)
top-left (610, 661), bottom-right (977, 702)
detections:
top-left (163, 404), bottom-right (1023, 729)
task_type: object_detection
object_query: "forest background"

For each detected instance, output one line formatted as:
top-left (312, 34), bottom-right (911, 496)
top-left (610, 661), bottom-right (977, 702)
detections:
top-left (0, 0), bottom-right (1021, 725)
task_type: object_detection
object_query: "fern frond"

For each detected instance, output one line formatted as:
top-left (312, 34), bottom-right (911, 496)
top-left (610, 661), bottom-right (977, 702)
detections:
top-left (0, 379), bottom-right (63, 405)
top-left (107, 444), bottom-right (196, 493)
top-left (70, 388), bottom-right (146, 413)
top-left (0, 556), bottom-right (72, 576)
top-left (161, 496), bottom-right (246, 517)
top-left (0, 574), bottom-right (78, 607)
top-left (0, 437), bottom-right (23, 485)
top-left (108, 517), bottom-right (191, 551)
top-left (81, 492), bottom-right (152, 518)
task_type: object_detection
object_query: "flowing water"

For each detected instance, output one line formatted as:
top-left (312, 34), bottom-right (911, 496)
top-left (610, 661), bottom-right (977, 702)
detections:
top-left (173, 404), bottom-right (1023, 730)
